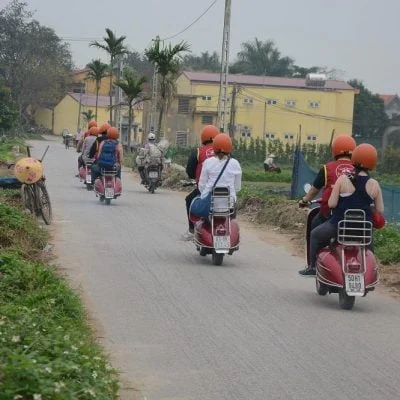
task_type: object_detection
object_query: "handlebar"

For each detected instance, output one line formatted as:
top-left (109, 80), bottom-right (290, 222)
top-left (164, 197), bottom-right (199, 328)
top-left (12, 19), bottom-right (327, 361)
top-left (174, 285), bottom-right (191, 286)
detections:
top-left (299, 198), bottom-right (322, 208)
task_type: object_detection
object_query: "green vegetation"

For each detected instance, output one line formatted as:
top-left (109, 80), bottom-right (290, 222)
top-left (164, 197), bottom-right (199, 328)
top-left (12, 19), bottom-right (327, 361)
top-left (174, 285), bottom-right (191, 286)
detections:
top-left (0, 137), bottom-right (25, 162)
top-left (375, 225), bottom-right (400, 265)
top-left (0, 190), bottom-right (119, 398)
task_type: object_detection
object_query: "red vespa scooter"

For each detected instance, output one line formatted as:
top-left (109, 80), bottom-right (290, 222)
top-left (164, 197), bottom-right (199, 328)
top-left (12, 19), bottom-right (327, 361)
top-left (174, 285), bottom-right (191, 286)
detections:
top-left (189, 187), bottom-right (240, 266)
top-left (79, 158), bottom-right (95, 191)
top-left (305, 198), bottom-right (378, 310)
top-left (94, 167), bottom-right (122, 205)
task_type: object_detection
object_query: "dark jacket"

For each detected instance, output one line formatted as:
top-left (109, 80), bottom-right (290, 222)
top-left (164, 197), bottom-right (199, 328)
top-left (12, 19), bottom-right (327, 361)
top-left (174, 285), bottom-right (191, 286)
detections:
top-left (186, 149), bottom-right (198, 180)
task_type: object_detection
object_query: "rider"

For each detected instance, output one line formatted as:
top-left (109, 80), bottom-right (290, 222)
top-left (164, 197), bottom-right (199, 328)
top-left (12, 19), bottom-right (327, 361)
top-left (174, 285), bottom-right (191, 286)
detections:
top-left (91, 126), bottom-right (123, 183)
top-left (182, 125), bottom-right (219, 240)
top-left (264, 154), bottom-right (276, 171)
top-left (299, 143), bottom-right (384, 277)
top-left (89, 122), bottom-right (111, 159)
top-left (78, 126), bottom-right (99, 173)
top-left (299, 134), bottom-right (356, 231)
top-left (136, 133), bottom-right (163, 185)
top-left (198, 133), bottom-right (242, 204)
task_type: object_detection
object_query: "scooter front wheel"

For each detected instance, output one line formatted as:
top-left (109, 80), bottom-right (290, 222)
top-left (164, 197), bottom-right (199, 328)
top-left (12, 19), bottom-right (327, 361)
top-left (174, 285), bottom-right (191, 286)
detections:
top-left (212, 252), bottom-right (224, 266)
top-left (339, 289), bottom-right (355, 310)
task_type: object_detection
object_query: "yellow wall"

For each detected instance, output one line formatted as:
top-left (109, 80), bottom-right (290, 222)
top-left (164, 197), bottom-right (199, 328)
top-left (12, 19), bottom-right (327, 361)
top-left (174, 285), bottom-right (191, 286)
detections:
top-left (175, 79), bottom-right (355, 145)
top-left (35, 107), bottom-right (53, 131)
top-left (73, 70), bottom-right (112, 96)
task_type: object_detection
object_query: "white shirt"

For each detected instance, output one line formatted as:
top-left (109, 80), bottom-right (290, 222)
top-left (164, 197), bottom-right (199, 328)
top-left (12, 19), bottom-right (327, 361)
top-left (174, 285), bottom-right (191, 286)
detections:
top-left (264, 157), bottom-right (274, 166)
top-left (198, 156), bottom-right (242, 201)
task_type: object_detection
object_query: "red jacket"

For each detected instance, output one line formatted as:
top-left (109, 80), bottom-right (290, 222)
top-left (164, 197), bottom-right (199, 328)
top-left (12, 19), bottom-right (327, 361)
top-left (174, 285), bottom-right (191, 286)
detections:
top-left (320, 159), bottom-right (355, 217)
top-left (195, 144), bottom-right (215, 183)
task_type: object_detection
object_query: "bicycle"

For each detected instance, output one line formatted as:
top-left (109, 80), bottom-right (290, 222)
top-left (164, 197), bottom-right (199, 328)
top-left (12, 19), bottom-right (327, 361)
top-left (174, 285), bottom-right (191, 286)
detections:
top-left (20, 145), bottom-right (53, 225)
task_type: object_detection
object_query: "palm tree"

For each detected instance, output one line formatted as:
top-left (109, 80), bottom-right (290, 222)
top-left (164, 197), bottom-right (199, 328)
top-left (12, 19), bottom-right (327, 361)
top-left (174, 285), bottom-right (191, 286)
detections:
top-left (145, 40), bottom-right (190, 137)
top-left (86, 59), bottom-right (109, 120)
top-left (114, 67), bottom-right (148, 148)
top-left (81, 110), bottom-right (95, 123)
top-left (90, 29), bottom-right (128, 124)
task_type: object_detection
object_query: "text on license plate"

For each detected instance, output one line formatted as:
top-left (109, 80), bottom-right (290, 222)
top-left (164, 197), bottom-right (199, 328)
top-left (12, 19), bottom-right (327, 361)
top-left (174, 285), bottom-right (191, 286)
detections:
top-left (105, 188), bottom-right (114, 198)
top-left (214, 235), bottom-right (230, 249)
top-left (86, 176), bottom-right (91, 184)
top-left (345, 273), bottom-right (365, 294)
top-left (149, 171), bottom-right (158, 178)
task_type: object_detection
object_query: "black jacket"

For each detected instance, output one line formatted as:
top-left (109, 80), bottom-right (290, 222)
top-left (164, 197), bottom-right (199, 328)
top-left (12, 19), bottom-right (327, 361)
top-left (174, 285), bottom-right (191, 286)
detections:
top-left (186, 148), bottom-right (198, 179)
top-left (89, 134), bottom-right (107, 159)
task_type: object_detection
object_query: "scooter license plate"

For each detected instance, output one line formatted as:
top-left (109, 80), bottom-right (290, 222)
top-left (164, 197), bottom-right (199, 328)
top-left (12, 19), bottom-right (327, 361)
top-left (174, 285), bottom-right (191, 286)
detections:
top-left (345, 273), bottom-right (365, 296)
top-left (149, 171), bottom-right (158, 178)
top-left (86, 175), bottom-right (91, 184)
top-left (214, 235), bottom-right (230, 250)
top-left (105, 188), bottom-right (114, 198)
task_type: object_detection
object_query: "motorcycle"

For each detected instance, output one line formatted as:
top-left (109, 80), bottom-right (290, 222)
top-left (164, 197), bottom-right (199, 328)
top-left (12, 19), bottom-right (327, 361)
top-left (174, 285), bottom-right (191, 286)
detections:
top-left (303, 184), bottom-right (378, 310)
top-left (79, 159), bottom-right (95, 191)
top-left (189, 186), bottom-right (240, 266)
top-left (145, 164), bottom-right (162, 194)
top-left (94, 167), bottom-right (122, 205)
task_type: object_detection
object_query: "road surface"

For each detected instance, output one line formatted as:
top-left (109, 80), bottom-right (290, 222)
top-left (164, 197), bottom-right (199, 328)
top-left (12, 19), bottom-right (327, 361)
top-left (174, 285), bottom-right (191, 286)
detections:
top-left (34, 139), bottom-right (400, 400)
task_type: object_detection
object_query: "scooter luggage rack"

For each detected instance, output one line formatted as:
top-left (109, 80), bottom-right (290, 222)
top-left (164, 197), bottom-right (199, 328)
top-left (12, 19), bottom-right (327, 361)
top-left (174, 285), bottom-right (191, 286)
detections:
top-left (100, 167), bottom-right (117, 177)
top-left (211, 187), bottom-right (232, 216)
top-left (83, 158), bottom-right (95, 165)
top-left (337, 209), bottom-right (372, 246)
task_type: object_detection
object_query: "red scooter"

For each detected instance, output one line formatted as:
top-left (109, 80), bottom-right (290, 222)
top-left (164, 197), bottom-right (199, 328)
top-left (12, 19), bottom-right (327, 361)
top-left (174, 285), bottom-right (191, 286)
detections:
top-left (305, 198), bottom-right (378, 310)
top-left (79, 159), bottom-right (94, 191)
top-left (189, 187), bottom-right (240, 265)
top-left (94, 167), bottom-right (122, 205)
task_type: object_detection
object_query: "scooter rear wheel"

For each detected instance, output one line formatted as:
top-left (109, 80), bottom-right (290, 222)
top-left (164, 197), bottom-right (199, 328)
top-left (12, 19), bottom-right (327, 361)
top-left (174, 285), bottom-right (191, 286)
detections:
top-left (212, 252), bottom-right (224, 266)
top-left (316, 279), bottom-right (329, 296)
top-left (105, 198), bottom-right (111, 206)
top-left (339, 289), bottom-right (355, 310)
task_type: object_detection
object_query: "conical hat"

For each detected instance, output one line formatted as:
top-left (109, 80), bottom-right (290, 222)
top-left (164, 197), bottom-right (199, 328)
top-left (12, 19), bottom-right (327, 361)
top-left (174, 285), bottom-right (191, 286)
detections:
top-left (14, 157), bottom-right (43, 184)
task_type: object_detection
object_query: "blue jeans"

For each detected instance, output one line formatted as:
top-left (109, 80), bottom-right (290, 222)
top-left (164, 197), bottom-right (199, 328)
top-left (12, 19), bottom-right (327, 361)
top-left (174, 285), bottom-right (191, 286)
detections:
top-left (311, 212), bottom-right (328, 231)
top-left (310, 220), bottom-right (337, 270)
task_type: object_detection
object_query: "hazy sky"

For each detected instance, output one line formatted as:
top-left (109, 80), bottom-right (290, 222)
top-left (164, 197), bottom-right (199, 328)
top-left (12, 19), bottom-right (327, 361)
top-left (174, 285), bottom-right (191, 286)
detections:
top-left (6, 0), bottom-right (400, 94)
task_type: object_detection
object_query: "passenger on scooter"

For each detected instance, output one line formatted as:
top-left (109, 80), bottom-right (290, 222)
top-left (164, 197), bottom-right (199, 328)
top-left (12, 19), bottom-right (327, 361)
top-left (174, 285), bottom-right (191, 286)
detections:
top-left (91, 127), bottom-right (123, 183)
top-left (78, 126), bottom-right (99, 171)
top-left (299, 143), bottom-right (384, 277)
top-left (89, 122), bottom-right (111, 159)
top-left (299, 134), bottom-right (356, 231)
top-left (182, 125), bottom-right (219, 240)
top-left (198, 133), bottom-right (242, 205)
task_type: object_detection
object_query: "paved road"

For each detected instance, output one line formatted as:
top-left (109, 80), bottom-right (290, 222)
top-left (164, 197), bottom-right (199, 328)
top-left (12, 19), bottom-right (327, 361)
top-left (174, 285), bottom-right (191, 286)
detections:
top-left (34, 139), bottom-right (400, 400)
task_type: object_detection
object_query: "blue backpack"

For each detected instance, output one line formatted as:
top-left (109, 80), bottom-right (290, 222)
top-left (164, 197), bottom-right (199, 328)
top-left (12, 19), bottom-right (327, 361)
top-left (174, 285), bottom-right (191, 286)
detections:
top-left (98, 139), bottom-right (117, 169)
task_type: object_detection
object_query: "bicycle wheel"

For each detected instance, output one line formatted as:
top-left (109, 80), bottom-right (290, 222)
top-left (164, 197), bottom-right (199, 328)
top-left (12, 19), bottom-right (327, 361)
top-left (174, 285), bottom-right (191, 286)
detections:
top-left (21, 184), bottom-right (35, 214)
top-left (36, 180), bottom-right (52, 225)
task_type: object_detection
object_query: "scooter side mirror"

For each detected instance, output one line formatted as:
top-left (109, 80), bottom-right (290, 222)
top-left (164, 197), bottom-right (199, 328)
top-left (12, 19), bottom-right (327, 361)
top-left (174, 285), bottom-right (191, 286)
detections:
top-left (304, 183), bottom-right (312, 194)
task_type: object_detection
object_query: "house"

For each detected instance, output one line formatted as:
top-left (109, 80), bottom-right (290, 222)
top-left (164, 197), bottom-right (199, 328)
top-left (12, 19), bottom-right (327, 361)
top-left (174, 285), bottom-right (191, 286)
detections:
top-left (70, 68), bottom-right (112, 97)
top-left (378, 94), bottom-right (400, 119)
top-left (34, 93), bottom-right (144, 145)
top-left (160, 71), bottom-right (356, 146)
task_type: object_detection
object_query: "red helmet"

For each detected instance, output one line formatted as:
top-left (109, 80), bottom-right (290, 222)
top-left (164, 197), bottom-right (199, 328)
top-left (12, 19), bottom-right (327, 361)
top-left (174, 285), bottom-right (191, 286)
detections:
top-left (200, 125), bottom-right (219, 144)
top-left (107, 127), bottom-right (119, 140)
top-left (88, 120), bottom-right (97, 129)
top-left (98, 123), bottom-right (111, 134)
top-left (89, 126), bottom-right (100, 136)
top-left (351, 143), bottom-right (378, 170)
top-left (213, 133), bottom-right (232, 154)
top-left (331, 134), bottom-right (356, 157)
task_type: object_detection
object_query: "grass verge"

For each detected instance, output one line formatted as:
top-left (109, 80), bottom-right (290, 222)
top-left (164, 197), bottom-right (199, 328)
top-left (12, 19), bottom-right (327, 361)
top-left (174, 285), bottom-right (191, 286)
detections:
top-left (0, 190), bottom-right (119, 398)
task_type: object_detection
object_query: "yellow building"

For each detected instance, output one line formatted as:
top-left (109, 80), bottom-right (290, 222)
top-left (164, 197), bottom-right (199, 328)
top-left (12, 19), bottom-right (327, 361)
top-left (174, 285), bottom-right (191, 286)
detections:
top-left (70, 68), bottom-right (112, 97)
top-left (164, 71), bottom-right (356, 146)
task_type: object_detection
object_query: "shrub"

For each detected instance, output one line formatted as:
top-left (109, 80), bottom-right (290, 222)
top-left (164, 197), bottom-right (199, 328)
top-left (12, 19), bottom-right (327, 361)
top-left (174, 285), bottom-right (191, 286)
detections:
top-left (375, 224), bottom-right (400, 264)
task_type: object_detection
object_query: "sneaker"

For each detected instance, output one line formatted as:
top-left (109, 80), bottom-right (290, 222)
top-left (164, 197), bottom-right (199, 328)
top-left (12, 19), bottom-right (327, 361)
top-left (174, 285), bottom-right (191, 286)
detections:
top-left (180, 231), bottom-right (194, 241)
top-left (298, 266), bottom-right (316, 277)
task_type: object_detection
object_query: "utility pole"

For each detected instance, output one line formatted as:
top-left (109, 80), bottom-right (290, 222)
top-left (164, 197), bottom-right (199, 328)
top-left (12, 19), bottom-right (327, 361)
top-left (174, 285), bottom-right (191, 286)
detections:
top-left (77, 81), bottom-right (84, 131)
top-left (113, 56), bottom-right (123, 138)
top-left (217, 0), bottom-right (232, 133)
top-left (229, 84), bottom-right (238, 138)
top-left (149, 35), bottom-right (160, 138)
top-left (263, 100), bottom-right (267, 137)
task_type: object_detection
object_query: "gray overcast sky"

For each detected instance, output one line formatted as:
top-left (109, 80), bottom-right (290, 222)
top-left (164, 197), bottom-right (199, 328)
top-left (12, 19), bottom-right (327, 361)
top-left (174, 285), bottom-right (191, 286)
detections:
top-left (13, 0), bottom-right (400, 94)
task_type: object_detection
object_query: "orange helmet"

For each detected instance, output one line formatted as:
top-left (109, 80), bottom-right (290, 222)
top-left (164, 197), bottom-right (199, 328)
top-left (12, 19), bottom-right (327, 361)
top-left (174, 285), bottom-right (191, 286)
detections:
top-left (351, 143), bottom-right (378, 170)
top-left (200, 125), bottom-right (219, 144)
top-left (88, 120), bottom-right (97, 129)
top-left (107, 127), bottom-right (119, 140)
top-left (331, 134), bottom-right (356, 157)
top-left (89, 126), bottom-right (100, 136)
top-left (213, 133), bottom-right (232, 154)
top-left (98, 123), bottom-right (111, 134)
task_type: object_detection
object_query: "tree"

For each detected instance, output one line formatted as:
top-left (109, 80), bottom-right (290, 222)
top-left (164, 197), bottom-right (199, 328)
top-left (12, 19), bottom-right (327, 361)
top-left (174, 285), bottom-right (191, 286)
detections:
top-left (349, 79), bottom-right (388, 140)
top-left (124, 51), bottom-right (153, 81)
top-left (86, 59), bottom-right (109, 121)
top-left (0, 83), bottom-right (18, 133)
top-left (145, 40), bottom-right (190, 137)
top-left (81, 110), bottom-right (95, 123)
top-left (0, 0), bottom-right (72, 126)
top-left (230, 38), bottom-right (294, 76)
top-left (114, 67), bottom-right (148, 147)
top-left (182, 51), bottom-right (220, 72)
top-left (90, 28), bottom-right (128, 124)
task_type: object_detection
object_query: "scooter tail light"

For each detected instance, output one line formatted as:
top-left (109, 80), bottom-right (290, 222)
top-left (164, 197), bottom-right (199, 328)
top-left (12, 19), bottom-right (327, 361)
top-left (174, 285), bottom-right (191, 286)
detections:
top-left (346, 261), bottom-right (362, 273)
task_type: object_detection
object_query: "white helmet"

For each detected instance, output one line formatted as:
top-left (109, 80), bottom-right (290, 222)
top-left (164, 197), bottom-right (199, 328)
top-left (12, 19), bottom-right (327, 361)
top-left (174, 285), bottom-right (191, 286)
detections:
top-left (148, 133), bottom-right (156, 140)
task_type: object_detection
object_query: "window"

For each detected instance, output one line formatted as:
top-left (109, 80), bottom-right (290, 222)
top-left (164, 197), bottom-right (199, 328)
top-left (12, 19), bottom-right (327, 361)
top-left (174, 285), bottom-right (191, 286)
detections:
top-left (285, 99), bottom-right (296, 108)
top-left (309, 101), bottom-right (320, 109)
top-left (201, 115), bottom-right (213, 125)
top-left (239, 125), bottom-right (252, 137)
top-left (265, 133), bottom-right (276, 140)
top-left (307, 135), bottom-right (317, 141)
top-left (176, 131), bottom-right (188, 147)
top-left (267, 99), bottom-right (277, 105)
top-left (201, 95), bottom-right (212, 103)
top-left (243, 97), bottom-right (253, 105)
top-left (284, 133), bottom-right (294, 140)
top-left (178, 97), bottom-right (190, 113)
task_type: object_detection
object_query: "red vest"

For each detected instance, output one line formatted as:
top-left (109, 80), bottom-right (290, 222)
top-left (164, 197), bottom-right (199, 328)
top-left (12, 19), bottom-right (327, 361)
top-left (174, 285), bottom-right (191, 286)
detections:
top-left (320, 159), bottom-right (355, 217)
top-left (195, 144), bottom-right (215, 183)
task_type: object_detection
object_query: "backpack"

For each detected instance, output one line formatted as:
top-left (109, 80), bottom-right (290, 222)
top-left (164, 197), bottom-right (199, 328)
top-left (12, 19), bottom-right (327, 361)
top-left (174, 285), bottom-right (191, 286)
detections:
top-left (98, 139), bottom-right (117, 169)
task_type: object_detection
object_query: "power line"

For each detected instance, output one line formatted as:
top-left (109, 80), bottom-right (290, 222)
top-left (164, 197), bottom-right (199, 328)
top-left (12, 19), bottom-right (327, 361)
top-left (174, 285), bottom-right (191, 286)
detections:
top-left (160, 0), bottom-right (218, 41)
top-left (60, 37), bottom-right (103, 42)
